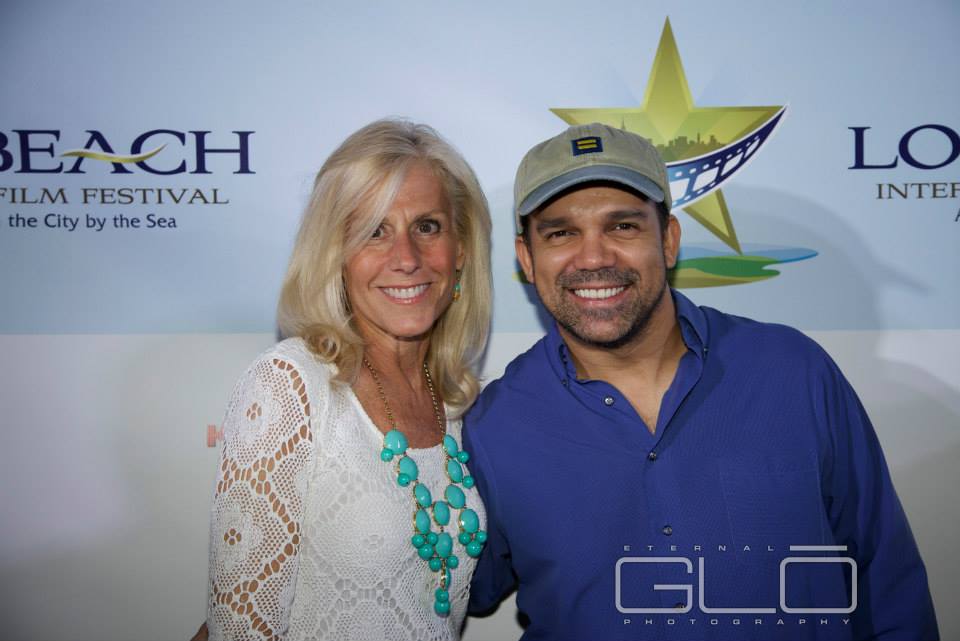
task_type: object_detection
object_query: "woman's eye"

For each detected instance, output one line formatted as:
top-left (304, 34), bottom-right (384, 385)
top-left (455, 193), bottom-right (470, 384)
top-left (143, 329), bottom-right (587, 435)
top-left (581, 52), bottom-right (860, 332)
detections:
top-left (416, 220), bottom-right (441, 234)
top-left (370, 224), bottom-right (385, 239)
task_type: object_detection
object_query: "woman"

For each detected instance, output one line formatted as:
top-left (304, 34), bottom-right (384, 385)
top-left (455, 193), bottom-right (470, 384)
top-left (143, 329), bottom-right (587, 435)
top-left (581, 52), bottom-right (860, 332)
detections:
top-left (204, 119), bottom-right (492, 640)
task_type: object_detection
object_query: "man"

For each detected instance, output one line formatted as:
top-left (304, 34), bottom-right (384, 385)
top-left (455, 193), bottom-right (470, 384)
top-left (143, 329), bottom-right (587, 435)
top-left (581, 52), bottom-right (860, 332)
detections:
top-left (462, 123), bottom-right (938, 640)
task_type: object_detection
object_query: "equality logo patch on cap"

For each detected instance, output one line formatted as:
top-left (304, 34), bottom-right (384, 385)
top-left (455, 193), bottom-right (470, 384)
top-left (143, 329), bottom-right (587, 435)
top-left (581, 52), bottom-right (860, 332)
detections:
top-left (571, 136), bottom-right (603, 156)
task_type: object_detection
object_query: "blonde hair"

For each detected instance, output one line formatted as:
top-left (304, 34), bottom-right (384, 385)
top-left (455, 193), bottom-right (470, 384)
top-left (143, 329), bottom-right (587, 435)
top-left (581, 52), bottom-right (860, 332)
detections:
top-left (278, 119), bottom-right (492, 412)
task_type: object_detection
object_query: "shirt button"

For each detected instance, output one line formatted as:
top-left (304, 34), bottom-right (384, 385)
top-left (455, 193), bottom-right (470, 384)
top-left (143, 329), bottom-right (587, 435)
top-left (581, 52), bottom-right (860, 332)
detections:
top-left (647, 451), bottom-right (657, 461)
top-left (603, 396), bottom-right (615, 406)
top-left (662, 525), bottom-right (673, 536)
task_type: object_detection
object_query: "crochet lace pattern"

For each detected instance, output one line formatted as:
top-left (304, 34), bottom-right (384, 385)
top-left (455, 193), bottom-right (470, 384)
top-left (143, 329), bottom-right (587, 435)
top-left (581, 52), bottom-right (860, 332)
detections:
top-left (206, 339), bottom-right (484, 641)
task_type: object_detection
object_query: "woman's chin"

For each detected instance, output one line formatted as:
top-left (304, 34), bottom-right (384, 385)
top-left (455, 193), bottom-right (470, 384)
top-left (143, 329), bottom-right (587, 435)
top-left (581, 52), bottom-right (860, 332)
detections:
top-left (357, 318), bottom-right (436, 345)
top-left (388, 322), bottom-right (436, 343)
top-left (359, 304), bottom-right (451, 342)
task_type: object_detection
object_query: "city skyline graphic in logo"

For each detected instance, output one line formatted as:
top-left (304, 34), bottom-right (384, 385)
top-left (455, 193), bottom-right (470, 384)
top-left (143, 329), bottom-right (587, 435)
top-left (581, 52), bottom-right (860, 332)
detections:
top-left (552, 18), bottom-right (816, 287)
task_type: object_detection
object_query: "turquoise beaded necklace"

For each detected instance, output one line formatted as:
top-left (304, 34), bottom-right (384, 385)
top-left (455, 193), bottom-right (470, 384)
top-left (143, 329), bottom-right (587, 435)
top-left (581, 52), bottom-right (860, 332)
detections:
top-left (363, 357), bottom-right (487, 617)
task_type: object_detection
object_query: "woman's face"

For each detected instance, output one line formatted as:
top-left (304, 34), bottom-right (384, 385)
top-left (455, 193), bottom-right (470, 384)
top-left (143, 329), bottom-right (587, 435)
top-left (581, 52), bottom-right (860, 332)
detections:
top-left (345, 162), bottom-right (464, 346)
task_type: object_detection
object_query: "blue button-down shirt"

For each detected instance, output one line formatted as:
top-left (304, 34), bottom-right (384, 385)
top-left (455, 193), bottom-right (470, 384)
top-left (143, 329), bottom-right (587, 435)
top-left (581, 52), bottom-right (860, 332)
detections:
top-left (464, 291), bottom-right (938, 640)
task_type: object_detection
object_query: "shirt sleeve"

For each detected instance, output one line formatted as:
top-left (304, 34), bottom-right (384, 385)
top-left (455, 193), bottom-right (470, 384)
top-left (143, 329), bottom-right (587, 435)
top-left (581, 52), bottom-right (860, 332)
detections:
top-left (822, 361), bottom-right (939, 641)
top-left (463, 416), bottom-right (518, 615)
top-left (206, 354), bottom-right (316, 641)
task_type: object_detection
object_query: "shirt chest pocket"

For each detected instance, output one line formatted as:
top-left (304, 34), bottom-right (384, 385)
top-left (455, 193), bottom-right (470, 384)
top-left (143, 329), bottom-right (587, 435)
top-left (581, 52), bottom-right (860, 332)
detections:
top-left (718, 455), bottom-right (830, 548)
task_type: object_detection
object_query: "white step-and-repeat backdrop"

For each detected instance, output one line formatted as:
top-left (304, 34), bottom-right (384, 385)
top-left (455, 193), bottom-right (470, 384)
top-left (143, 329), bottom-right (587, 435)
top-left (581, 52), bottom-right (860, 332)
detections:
top-left (1, 1), bottom-right (957, 639)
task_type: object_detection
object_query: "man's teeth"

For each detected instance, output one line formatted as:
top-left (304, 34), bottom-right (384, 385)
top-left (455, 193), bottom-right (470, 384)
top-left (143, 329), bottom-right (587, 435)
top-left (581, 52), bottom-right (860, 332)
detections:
top-left (573, 286), bottom-right (625, 300)
top-left (383, 284), bottom-right (428, 299)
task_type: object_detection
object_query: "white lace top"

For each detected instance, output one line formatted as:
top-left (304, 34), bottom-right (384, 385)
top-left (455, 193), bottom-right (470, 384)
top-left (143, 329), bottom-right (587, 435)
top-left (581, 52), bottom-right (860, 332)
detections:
top-left (206, 338), bottom-right (485, 641)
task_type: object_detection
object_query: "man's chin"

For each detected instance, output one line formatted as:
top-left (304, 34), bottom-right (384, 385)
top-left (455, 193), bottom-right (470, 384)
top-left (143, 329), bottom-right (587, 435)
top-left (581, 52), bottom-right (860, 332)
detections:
top-left (560, 321), bottom-right (638, 350)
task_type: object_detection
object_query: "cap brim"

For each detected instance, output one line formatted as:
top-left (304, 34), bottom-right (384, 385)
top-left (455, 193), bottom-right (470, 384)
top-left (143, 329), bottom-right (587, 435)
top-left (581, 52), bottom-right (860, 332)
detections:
top-left (517, 165), bottom-right (666, 218)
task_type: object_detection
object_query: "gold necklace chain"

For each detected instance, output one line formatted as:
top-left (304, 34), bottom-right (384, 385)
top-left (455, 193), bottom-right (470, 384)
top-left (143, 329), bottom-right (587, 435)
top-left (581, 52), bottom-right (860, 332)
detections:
top-left (363, 355), bottom-right (486, 618)
top-left (362, 357), bottom-right (445, 438)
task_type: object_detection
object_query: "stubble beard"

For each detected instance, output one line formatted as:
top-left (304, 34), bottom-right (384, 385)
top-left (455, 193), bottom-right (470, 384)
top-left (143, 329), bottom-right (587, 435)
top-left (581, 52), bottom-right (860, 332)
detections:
top-left (545, 266), bottom-right (668, 350)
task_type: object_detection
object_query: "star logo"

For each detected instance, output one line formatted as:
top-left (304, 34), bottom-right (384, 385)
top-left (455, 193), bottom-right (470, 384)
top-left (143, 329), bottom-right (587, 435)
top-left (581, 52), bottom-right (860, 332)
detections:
top-left (552, 18), bottom-right (815, 287)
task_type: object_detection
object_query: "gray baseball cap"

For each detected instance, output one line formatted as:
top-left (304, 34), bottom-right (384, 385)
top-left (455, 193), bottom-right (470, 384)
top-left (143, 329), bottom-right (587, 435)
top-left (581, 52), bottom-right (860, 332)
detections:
top-left (514, 122), bottom-right (671, 234)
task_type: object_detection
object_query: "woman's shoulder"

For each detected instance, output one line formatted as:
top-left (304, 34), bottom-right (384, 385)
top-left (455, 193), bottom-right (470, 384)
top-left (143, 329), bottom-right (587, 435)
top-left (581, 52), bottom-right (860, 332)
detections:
top-left (232, 337), bottom-right (340, 415)
top-left (443, 408), bottom-right (465, 441)
top-left (249, 337), bottom-right (336, 381)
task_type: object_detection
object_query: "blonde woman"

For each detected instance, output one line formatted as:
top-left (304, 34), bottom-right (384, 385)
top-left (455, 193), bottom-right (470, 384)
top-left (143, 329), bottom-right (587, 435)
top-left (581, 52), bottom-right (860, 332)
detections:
top-left (204, 119), bottom-right (492, 640)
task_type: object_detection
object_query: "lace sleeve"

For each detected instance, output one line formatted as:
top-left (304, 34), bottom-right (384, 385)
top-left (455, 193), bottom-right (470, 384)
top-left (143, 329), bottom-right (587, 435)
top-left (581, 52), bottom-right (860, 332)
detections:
top-left (207, 354), bottom-right (316, 641)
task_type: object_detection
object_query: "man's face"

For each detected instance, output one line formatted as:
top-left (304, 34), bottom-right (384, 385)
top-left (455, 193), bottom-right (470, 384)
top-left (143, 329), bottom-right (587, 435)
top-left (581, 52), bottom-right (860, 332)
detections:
top-left (516, 184), bottom-right (680, 349)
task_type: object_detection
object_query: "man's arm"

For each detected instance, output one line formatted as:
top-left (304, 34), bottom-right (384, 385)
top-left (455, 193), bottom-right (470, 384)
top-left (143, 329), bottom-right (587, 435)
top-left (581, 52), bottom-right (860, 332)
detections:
top-left (463, 420), bottom-right (517, 614)
top-left (822, 361), bottom-right (939, 640)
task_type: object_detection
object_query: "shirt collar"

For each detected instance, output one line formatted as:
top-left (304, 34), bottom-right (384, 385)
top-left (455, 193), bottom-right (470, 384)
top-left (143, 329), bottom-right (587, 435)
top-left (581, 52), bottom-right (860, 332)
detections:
top-left (672, 288), bottom-right (709, 358)
top-left (545, 288), bottom-right (710, 381)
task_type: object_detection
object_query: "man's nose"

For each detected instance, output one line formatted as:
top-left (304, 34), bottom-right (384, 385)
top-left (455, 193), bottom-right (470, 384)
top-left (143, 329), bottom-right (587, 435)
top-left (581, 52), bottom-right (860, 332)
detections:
top-left (572, 231), bottom-right (615, 270)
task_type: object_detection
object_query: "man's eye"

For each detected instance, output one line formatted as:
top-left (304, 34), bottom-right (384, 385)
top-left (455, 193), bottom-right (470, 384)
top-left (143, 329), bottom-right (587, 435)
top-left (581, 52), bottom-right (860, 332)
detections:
top-left (545, 230), bottom-right (571, 239)
top-left (416, 220), bottom-right (441, 234)
top-left (370, 224), bottom-right (385, 239)
top-left (612, 222), bottom-right (638, 232)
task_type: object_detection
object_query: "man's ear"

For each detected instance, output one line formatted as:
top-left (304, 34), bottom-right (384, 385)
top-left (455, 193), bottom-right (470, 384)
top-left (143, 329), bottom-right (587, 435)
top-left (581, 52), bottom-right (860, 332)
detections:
top-left (663, 214), bottom-right (681, 270)
top-left (515, 235), bottom-right (535, 285)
